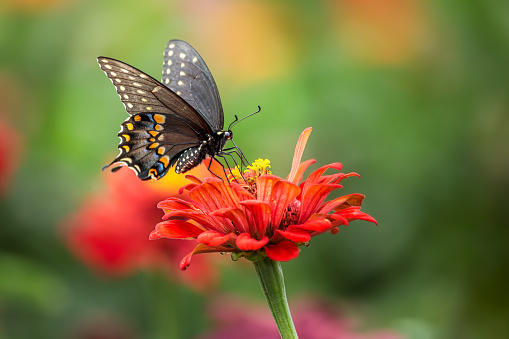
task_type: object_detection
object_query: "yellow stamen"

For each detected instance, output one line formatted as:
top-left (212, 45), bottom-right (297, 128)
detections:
top-left (246, 158), bottom-right (271, 175)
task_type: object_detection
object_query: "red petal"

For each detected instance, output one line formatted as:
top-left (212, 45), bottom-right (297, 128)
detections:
top-left (149, 230), bottom-right (163, 240)
top-left (179, 243), bottom-right (233, 270)
top-left (265, 241), bottom-right (300, 261)
top-left (332, 206), bottom-right (377, 225)
top-left (179, 251), bottom-right (193, 270)
top-left (239, 200), bottom-right (271, 235)
top-left (275, 228), bottom-right (311, 242)
top-left (257, 176), bottom-right (300, 234)
top-left (256, 175), bottom-right (281, 203)
top-left (162, 210), bottom-right (219, 231)
top-left (330, 214), bottom-right (349, 227)
top-left (210, 208), bottom-right (249, 233)
top-left (231, 183), bottom-right (256, 201)
top-left (151, 220), bottom-right (203, 239)
top-left (296, 218), bottom-right (332, 233)
top-left (287, 128), bottom-right (312, 184)
top-left (318, 194), bottom-right (365, 215)
top-left (236, 232), bottom-right (269, 251)
top-left (184, 175), bottom-right (203, 184)
top-left (189, 181), bottom-right (240, 213)
top-left (197, 230), bottom-right (232, 246)
top-left (291, 159), bottom-right (316, 185)
top-left (303, 162), bottom-right (343, 188)
top-left (157, 198), bottom-right (198, 214)
top-left (299, 183), bottom-right (342, 223)
top-left (178, 183), bottom-right (197, 195)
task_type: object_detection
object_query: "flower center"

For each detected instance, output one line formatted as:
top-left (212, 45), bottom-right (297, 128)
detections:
top-left (281, 200), bottom-right (301, 229)
top-left (229, 158), bottom-right (272, 194)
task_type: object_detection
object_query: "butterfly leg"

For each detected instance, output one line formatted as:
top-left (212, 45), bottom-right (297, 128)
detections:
top-left (221, 146), bottom-right (249, 173)
top-left (227, 139), bottom-right (250, 166)
top-left (206, 157), bottom-right (228, 183)
top-left (217, 153), bottom-right (247, 184)
top-left (218, 150), bottom-right (247, 183)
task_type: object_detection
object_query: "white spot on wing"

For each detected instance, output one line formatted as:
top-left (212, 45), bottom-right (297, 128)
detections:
top-left (180, 71), bottom-right (186, 76)
top-left (169, 43), bottom-right (175, 48)
top-left (192, 57), bottom-right (198, 63)
top-left (168, 50), bottom-right (173, 56)
top-left (165, 78), bottom-right (170, 84)
top-left (178, 81), bottom-right (184, 86)
top-left (179, 53), bottom-right (186, 59)
top-left (120, 68), bottom-right (129, 73)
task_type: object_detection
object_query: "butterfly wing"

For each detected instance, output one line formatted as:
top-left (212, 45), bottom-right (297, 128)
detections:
top-left (162, 40), bottom-right (224, 132)
top-left (98, 57), bottom-right (213, 180)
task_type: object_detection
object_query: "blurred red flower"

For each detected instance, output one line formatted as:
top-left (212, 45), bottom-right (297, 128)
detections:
top-left (199, 295), bottom-right (403, 339)
top-left (62, 162), bottom-right (220, 291)
top-left (151, 128), bottom-right (377, 270)
top-left (0, 121), bottom-right (22, 197)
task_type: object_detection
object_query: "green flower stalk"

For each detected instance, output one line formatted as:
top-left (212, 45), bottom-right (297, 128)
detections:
top-left (254, 257), bottom-right (298, 338)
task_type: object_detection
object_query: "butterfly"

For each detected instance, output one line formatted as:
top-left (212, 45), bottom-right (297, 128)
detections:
top-left (98, 39), bottom-right (257, 180)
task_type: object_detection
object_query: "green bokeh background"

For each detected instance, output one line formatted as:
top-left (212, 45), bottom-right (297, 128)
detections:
top-left (1, 0), bottom-right (508, 338)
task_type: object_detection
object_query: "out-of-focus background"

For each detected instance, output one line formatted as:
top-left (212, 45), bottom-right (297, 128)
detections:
top-left (1, 0), bottom-right (508, 338)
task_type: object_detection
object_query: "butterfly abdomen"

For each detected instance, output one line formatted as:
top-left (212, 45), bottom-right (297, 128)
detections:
top-left (175, 146), bottom-right (206, 174)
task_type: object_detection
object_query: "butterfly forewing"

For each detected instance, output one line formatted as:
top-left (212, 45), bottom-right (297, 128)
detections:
top-left (162, 40), bottom-right (224, 132)
top-left (98, 56), bottom-right (215, 180)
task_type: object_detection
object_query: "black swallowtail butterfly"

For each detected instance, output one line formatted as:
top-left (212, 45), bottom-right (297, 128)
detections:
top-left (98, 39), bottom-right (257, 180)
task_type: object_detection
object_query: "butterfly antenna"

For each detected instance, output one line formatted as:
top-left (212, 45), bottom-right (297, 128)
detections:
top-left (228, 106), bottom-right (261, 130)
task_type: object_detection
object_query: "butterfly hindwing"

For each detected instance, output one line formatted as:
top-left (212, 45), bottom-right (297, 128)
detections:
top-left (162, 40), bottom-right (224, 132)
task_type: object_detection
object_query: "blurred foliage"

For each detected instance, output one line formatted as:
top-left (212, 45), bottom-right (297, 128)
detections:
top-left (1, 0), bottom-right (508, 338)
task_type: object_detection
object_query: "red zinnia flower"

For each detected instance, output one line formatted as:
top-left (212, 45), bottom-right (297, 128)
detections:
top-left (150, 128), bottom-right (377, 270)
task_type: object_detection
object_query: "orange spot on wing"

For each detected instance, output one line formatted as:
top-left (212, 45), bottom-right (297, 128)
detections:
top-left (153, 114), bottom-right (165, 123)
top-left (159, 155), bottom-right (170, 167)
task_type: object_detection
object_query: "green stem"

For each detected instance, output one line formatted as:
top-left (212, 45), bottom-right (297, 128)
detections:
top-left (253, 258), bottom-right (299, 339)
